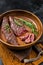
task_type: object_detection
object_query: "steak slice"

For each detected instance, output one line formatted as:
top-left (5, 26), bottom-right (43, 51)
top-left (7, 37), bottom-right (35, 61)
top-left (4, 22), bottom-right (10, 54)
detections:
top-left (1, 17), bottom-right (18, 45)
top-left (25, 33), bottom-right (34, 43)
top-left (19, 33), bottom-right (29, 41)
top-left (19, 32), bottom-right (34, 43)
top-left (9, 16), bottom-right (27, 36)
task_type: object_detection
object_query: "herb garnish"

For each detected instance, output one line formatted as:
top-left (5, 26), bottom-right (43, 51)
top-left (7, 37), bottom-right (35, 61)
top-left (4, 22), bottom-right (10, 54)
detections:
top-left (5, 24), bottom-right (10, 32)
top-left (14, 19), bottom-right (22, 26)
top-left (15, 17), bottom-right (38, 35)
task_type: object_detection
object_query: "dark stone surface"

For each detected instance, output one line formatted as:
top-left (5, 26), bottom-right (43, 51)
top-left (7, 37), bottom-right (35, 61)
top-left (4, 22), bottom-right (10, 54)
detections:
top-left (0, 0), bottom-right (43, 13)
top-left (0, 0), bottom-right (43, 65)
top-left (0, 0), bottom-right (43, 23)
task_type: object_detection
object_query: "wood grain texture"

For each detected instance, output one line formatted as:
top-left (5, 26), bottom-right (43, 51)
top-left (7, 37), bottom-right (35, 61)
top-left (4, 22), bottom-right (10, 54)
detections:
top-left (0, 43), bottom-right (32, 65)
top-left (0, 43), bottom-right (43, 65)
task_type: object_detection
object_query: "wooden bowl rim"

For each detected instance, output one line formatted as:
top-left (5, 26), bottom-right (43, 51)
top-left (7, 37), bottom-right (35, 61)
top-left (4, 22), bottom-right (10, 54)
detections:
top-left (0, 9), bottom-right (43, 48)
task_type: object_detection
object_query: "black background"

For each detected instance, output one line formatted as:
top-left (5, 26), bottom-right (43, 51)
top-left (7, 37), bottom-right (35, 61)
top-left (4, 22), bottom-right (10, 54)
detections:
top-left (0, 0), bottom-right (43, 65)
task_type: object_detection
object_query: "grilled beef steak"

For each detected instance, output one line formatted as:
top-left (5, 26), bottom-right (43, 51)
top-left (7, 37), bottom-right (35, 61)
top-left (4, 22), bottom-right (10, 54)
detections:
top-left (1, 17), bottom-right (18, 45)
top-left (9, 16), bottom-right (27, 36)
top-left (25, 33), bottom-right (34, 43)
top-left (20, 33), bottom-right (34, 43)
top-left (19, 33), bottom-right (29, 41)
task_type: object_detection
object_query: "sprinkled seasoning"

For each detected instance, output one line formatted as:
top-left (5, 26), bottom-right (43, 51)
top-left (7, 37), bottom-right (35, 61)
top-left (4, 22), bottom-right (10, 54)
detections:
top-left (5, 24), bottom-right (10, 32)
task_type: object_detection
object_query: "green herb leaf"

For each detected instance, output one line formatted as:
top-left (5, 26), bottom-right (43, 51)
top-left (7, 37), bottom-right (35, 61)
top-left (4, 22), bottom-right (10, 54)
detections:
top-left (15, 17), bottom-right (38, 35)
top-left (32, 28), bottom-right (38, 36)
top-left (14, 19), bottom-right (22, 26)
top-left (5, 24), bottom-right (10, 32)
top-left (18, 18), bottom-right (36, 29)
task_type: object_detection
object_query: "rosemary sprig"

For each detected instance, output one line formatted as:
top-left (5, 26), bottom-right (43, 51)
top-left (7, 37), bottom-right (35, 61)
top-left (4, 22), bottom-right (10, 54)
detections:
top-left (5, 24), bottom-right (10, 32)
top-left (15, 17), bottom-right (38, 35)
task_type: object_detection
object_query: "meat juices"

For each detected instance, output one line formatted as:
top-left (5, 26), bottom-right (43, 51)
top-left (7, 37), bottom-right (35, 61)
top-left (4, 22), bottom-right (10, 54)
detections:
top-left (1, 17), bottom-right (18, 45)
top-left (9, 16), bottom-right (27, 36)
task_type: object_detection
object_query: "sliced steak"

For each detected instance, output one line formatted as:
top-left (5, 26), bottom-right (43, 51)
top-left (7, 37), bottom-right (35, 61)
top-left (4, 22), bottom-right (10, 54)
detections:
top-left (19, 32), bottom-right (34, 43)
top-left (25, 36), bottom-right (30, 43)
top-left (30, 33), bottom-right (34, 42)
top-left (19, 33), bottom-right (29, 41)
top-left (25, 33), bottom-right (34, 43)
top-left (9, 16), bottom-right (27, 36)
top-left (1, 17), bottom-right (18, 45)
